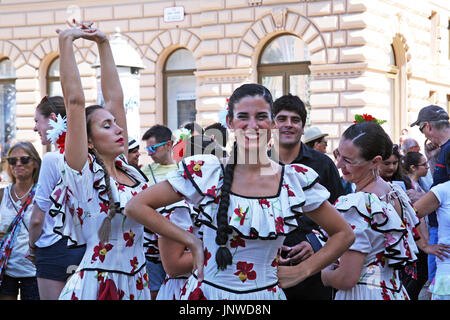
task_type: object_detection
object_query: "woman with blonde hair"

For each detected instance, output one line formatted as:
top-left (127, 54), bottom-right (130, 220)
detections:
top-left (0, 142), bottom-right (41, 300)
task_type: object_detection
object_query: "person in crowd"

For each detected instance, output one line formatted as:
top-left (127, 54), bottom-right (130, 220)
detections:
top-left (48, 22), bottom-right (150, 300)
top-left (414, 153), bottom-right (450, 300)
top-left (127, 138), bottom-right (140, 169)
top-left (403, 152), bottom-right (429, 196)
top-left (204, 122), bottom-right (228, 149)
top-left (28, 96), bottom-right (86, 300)
top-left (0, 142), bottom-right (41, 300)
top-left (125, 83), bottom-right (354, 300)
top-left (401, 151), bottom-right (432, 299)
top-left (182, 122), bottom-right (204, 136)
top-left (303, 127), bottom-right (329, 154)
top-left (333, 148), bottom-right (356, 195)
top-left (156, 135), bottom-right (224, 300)
top-left (321, 120), bottom-right (423, 299)
top-left (379, 144), bottom-right (411, 190)
top-left (411, 105), bottom-right (450, 290)
top-left (401, 138), bottom-right (420, 155)
top-left (140, 124), bottom-right (176, 299)
top-left (271, 93), bottom-right (346, 300)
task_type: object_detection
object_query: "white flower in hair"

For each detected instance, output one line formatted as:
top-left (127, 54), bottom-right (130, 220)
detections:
top-left (46, 114), bottom-right (67, 153)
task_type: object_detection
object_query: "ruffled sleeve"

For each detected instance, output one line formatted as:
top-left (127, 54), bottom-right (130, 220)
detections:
top-left (166, 154), bottom-right (223, 207)
top-left (335, 192), bottom-right (419, 268)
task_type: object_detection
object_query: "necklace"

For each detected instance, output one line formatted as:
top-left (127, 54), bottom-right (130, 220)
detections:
top-left (13, 184), bottom-right (33, 200)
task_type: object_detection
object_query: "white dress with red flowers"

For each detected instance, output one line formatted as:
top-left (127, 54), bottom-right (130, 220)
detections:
top-left (166, 154), bottom-right (330, 300)
top-left (333, 185), bottom-right (420, 300)
top-left (156, 200), bottom-right (200, 300)
top-left (48, 154), bottom-right (151, 300)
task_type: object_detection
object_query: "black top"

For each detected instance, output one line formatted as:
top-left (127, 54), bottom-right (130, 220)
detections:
top-left (276, 143), bottom-right (345, 300)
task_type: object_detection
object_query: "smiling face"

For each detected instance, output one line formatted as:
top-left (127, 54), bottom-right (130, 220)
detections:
top-left (227, 95), bottom-right (274, 153)
top-left (34, 110), bottom-right (55, 145)
top-left (335, 138), bottom-right (374, 184)
top-left (274, 110), bottom-right (304, 147)
top-left (87, 108), bottom-right (124, 158)
top-left (7, 147), bottom-right (38, 182)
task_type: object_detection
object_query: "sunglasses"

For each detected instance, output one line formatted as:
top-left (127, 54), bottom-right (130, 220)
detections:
top-left (7, 156), bottom-right (33, 166)
top-left (145, 141), bottom-right (169, 153)
top-left (419, 122), bottom-right (427, 133)
top-left (40, 95), bottom-right (58, 114)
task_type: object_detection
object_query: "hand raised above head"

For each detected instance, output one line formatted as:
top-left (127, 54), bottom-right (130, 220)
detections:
top-left (56, 20), bottom-right (107, 43)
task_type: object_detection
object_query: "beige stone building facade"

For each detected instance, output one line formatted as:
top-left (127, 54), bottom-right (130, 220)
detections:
top-left (0, 0), bottom-right (449, 165)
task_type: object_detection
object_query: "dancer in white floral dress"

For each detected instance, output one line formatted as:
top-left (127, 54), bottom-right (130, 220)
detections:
top-left (49, 22), bottom-right (150, 300)
top-left (320, 119), bottom-right (437, 300)
top-left (126, 83), bottom-right (355, 300)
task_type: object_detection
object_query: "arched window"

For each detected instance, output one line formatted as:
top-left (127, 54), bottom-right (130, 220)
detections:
top-left (0, 58), bottom-right (17, 158)
top-left (163, 49), bottom-right (196, 130)
top-left (47, 57), bottom-right (62, 96)
top-left (258, 34), bottom-right (310, 103)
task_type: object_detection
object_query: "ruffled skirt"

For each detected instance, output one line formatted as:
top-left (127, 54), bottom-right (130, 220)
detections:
top-left (179, 275), bottom-right (286, 300)
top-left (334, 283), bottom-right (410, 300)
top-left (59, 268), bottom-right (151, 300)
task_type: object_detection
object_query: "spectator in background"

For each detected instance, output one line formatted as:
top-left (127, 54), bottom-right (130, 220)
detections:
top-left (272, 93), bottom-right (345, 300)
top-left (141, 124), bottom-right (177, 300)
top-left (181, 121), bottom-right (204, 136)
top-left (127, 138), bottom-right (140, 169)
top-left (204, 122), bottom-right (228, 149)
top-left (379, 144), bottom-right (411, 191)
top-left (303, 127), bottom-right (329, 154)
top-left (401, 138), bottom-right (420, 155)
top-left (411, 105), bottom-right (450, 288)
top-left (0, 142), bottom-right (41, 300)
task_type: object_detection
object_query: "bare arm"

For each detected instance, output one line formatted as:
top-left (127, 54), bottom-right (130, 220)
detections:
top-left (94, 32), bottom-right (127, 155)
top-left (28, 205), bottom-right (46, 247)
top-left (124, 180), bottom-right (204, 280)
top-left (321, 250), bottom-right (366, 290)
top-left (57, 27), bottom-right (88, 172)
top-left (278, 201), bottom-right (355, 288)
top-left (159, 236), bottom-right (195, 277)
top-left (414, 191), bottom-right (440, 218)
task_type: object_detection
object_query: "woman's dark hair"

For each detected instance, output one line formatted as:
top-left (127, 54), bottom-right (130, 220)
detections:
top-left (342, 121), bottom-right (393, 161)
top-left (215, 83), bottom-right (273, 270)
top-left (184, 134), bottom-right (227, 159)
top-left (85, 105), bottom-right (118, 244)
top-left (36, 96), bottom-right (66, 118)
top-left (402, 151), bottom-right (424, 173)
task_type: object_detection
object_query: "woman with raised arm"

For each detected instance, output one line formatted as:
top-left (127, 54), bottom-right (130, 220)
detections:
top-left (47, 22), bottom-right (152, 300)
top-left (125, 83), bottom-right (354, 300)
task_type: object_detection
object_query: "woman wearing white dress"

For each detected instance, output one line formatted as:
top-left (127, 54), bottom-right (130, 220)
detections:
top-left (48, 22), bottom-right (150, 300)
top-left (321, 120), bottom-right (440, 300)
top-left (126, 83), bottom-right (355, 300)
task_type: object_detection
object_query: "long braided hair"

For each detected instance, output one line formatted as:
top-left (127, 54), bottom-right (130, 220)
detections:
top-left (85, 105), bottom-right (118, 244)
top-left (215, 83), bottom-right (273, 270)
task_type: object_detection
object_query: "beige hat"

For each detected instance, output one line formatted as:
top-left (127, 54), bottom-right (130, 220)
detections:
top-left (303, 127), bottom-right (328, 144)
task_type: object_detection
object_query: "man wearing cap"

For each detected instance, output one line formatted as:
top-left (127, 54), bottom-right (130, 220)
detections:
top-left (127, 138), bottom-right (141, 168)
top-left (411, 104), bottom-right (450, 289)
top-left (272, 93), bottom-right (345, 300)
top-left (304, 127), bottom-right (329, 154)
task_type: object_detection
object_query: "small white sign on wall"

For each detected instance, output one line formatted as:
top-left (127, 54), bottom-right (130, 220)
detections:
top-left (164, 6), bottom-right (185, 23)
